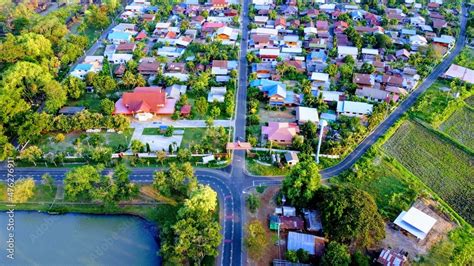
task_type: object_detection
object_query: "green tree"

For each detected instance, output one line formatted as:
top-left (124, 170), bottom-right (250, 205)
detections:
top-left (63, 76), bottom-right (86, 99)
top-left (322, 242), bottom-right (351, 266)
top-left (130, 139), bottom-right (145, 153)
top-left (153, 162), bottom-right (197, 199)
top-left (195, 97), bottom-right (208, 116)
top-left (64, 165), bottom-right (101, 200)
top-left (156, 150), bottom-right (167, 165)
top-left (100, 98), bottom-right (115, 115)
top-left (245, 220), bottom-right (268, 260)
top-left (320, 186), bottom-right (385, 248)
top-left (285, 250), bottom-right (298, 262)
top-left (0, 125), bottom-right (15, 161)
top-left (113, 163), bottom-right (138, 201)
top-left (19, 146), bottom-right (43, 166)
top-left (209, 105), bottom-right (221, 119)
top-left (246, 193), bottom-right (260, 213)
top-left (177, 148), bottom-right (191, 162)
top-left (13, 178), bottom-right (36, 203)
top-left (281, 160), bottom-right (321, 207)
top-left (93, 75), bottom-right (117, 96)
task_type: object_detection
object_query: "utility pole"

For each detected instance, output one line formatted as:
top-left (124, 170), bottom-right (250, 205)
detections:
top-left (316, 120), bottom-right (328, 164)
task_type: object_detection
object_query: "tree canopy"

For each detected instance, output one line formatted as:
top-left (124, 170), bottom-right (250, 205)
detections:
top-left (319, 185), bottom-right (385, 248)
top-left (281, 160), bottom-right (321, 207)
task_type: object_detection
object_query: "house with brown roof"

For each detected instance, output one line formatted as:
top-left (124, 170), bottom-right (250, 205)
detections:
top-left (116, 42), bottom-right (136, 53)
top-left (353, 74), bottom-right (375, 88)
top-left (138, 58), bottom-right (160, 75)
top-left (382, 74), bottom-right (406, 88)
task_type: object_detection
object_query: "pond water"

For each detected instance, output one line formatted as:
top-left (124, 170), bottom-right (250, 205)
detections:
top-left (0, 211), bottom-right (160, 265)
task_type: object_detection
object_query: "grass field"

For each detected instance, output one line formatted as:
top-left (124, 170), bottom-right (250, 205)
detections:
top-left (410, 80), bottom-right (453, 123)
top-left (383, 121), bottom-right (474, 224)
top-left (332, 156), bottom-right (419, 220)
top-left (69, 94), bottom-right (102, 113)
top-left (439, 107), bottom-right (474, 150)
top-left (246, 159), bottom-right (290, 176)
top-left (466, 96), bottom-right (474, 107)
top-left (180, 128), bottom-right (207, 148)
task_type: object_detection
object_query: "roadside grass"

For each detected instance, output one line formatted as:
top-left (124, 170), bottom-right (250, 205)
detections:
top-left (383, 120), bottom-right (474, 224)
top-left (0, 183), bottom-right (6, 201)
top-left (69, 93), bottom-right (102, 113)
top-left (142, 128), bottom-right (164, 135)
top-left (453, 47), bottom-right (474, 69)
top-left (332, 155), bottom-right (419, 220)
top-left (180, 128), bottom-right (207, 149)
top-left (30, 185), bottom-right (57, 202)
top-left (246, 159), bottom-right (290, 176)
top-left (410, 79), bottom-right (453, 124)
top-left (439, 106), bottom-right (474, 150)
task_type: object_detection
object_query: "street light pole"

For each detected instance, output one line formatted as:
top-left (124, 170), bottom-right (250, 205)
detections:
top-left (316, 120), bottom-right (328, 164)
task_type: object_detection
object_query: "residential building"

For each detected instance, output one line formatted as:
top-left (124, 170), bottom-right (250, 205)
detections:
top-left (336, 101), bottom-right (373, 117)
top-left (261, 122), bottom-right (299, 145)
top-left (394, 207), bottom-right (437, 240)
top-left (295, 106), bottom-right (319, 124)
top-left (208, 87), bottom-right (227, 102)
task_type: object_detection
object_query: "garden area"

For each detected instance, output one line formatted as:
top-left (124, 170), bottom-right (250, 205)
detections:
top-left (383, 120), bottom-right (474, 225)
top-left (439, 106), bottom-right (474, 150)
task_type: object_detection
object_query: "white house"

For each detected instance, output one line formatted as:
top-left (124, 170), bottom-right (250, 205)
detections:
top-left (336, 101), bottom-right (373, 117)
top-left (296, 107), bottom-right (319, 124)
top-left (409, 35), bottom-right (428, 50)
top-left (410, 16), bottom-right (426, 26)
top-left (110, 54), bottom-right (133, 64)
top-left (337, 46), bottom-right (358, 60)
top-left (394, 207), bottom-right (437, 240)
top-left (208, 87), bottom-right (227, 102)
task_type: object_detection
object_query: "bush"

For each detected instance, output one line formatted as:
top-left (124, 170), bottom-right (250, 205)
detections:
top-left (246, 194), bottom-right (260, 213)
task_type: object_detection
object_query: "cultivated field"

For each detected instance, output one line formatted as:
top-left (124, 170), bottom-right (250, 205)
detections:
top-left (383, 121), bottom-right (474, 224)
top-left (439, 107), bottom-right (474, 150)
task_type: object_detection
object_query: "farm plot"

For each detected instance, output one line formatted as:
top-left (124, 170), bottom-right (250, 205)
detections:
top-left (439, 107), bottom-right (474, 150)
top-left (383, 121), bottom-right (474, 225)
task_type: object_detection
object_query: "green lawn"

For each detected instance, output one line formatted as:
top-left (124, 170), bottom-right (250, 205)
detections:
top-left (383, 120), bottom-right (474, 224)
top-left (439, 107), bottom-right (474, 150)
top-left (30, 185), bottom-right (57, 202)
top-left (246, 159), bottom-right (290, 176)
top-left (410, 80), bottom-right (453, 124)
top-left (106, 128), bottom-right (134, 151)
top-left (453, 48), bottom-right (474, 69)
top-left (180, 128), bottom-right (207, 148)
top-left (69, 93), bottom-right (102, 113)
top-left (332, 156), bottom-right (419, 220)
top-left (142, 128), bottom-right (164, 135)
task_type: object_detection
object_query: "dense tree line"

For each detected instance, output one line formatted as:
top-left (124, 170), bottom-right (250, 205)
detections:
top-left (0, 1), bottom-right (121, 160)
top-left (153, 164), bottom-right (222, 264)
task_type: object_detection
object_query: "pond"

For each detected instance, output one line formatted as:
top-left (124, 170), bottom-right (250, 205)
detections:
top-left (0, 211), bottom-right (160, 265)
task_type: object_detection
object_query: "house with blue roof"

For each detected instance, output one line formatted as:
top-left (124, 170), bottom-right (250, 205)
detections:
top-left (70, 64), bottom-right (94, 79)
top-left (108, 32), bottom-right (132, 44)
top-left (351, 11), bottom-right (364, 21)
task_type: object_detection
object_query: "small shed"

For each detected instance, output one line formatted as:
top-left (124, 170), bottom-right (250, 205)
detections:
top-left (180, 104), bottom-right (191, 117)
top-left (284, 151), bottom-right (299, 166)
top-left (280, 216), bottom-right (305, 231)
top-left (269, 215), bottom-right (280, 230)
top-left (304, 210), bottom-right (323, 232)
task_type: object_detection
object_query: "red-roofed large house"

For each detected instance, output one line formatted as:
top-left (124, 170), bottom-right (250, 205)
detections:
top-left (261, 122), bottom-right (299, 145)
top-left (114, 87), bottom-right (176, 119)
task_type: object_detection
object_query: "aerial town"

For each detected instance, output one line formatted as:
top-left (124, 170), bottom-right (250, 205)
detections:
top-left (0, 0), bottom-right (473, 265)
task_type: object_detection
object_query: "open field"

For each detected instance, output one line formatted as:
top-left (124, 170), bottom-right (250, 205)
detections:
top-left (246, 159), bottom-right (290, 176)
top-left (383, 121), bottom-right (474, 224)
top-left (180, 128), bottom-right (207, 148)
top-left (410, 80), bottom-right (453, 124)
top-left (332, 156), bottom-right (419, 220)
top-left (439, 107), bottom-right (474, 150)
top-left (69, 93), bottom-right (103, 113)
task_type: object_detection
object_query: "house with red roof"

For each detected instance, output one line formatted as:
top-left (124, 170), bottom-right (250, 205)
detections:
top-left (114, 87), bottom-right (176, 119)
top-left (261, 122), bottom-right (300, 146)
top-left (211, 0), bottom-right (228, 9)
top-left (135, 30), bottom-right (148, 41)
